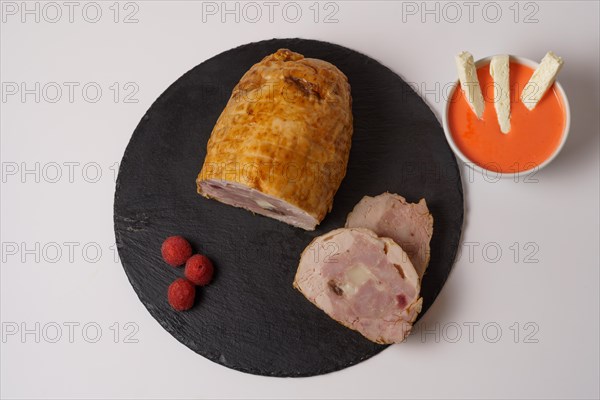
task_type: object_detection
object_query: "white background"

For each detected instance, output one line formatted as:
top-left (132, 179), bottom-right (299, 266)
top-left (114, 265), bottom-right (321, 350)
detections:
top-left (1, 1), bottom-right (599, 399)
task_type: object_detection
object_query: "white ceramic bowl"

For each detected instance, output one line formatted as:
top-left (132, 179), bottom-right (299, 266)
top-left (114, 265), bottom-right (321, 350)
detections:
top-left (442, 55), bottom-right (571, 178)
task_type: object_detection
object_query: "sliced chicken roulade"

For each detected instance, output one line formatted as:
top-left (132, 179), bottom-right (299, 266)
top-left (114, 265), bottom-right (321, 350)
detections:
top-left (346, 193), bottom-right (434, 279)
top-left (294, 228), bottom-right (423, 344)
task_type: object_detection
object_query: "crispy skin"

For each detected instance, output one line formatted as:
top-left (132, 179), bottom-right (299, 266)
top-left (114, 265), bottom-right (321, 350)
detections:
top-left (197, 49), bottom-right (353, 230)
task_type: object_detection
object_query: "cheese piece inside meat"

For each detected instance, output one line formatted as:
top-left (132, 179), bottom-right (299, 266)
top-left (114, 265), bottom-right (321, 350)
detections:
top-left (294, 228), bottom-right (423, 344)
top-left (345, 193), bottom-right (433, 279)
top-left (196, 49), bottom-right (353, 231)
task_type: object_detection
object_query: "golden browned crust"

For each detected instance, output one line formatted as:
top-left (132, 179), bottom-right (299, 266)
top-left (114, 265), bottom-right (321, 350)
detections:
top-left (197, 49), bottom-right (353, 225)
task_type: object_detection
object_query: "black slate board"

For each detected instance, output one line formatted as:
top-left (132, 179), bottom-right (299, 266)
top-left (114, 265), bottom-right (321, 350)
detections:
top-left (114, 38), bottom-right (463, 377)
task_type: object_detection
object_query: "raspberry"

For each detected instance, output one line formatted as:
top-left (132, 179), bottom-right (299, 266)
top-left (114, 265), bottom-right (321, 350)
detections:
top-left (184, 254), bottom-right (214, 286)
top-left (161, 236), bottom-right (192, 267)
top-left (168, 278), bottom-right (195, 311)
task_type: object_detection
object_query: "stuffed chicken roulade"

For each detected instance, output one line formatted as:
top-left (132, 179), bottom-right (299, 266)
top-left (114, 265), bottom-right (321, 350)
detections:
top-left (197, 49), bottom-right (353, 230)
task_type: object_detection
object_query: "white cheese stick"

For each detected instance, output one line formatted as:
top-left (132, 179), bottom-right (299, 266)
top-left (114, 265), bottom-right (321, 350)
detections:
top-left (455, 51), bottom-right (485, 119)
top-left (490, 55), bottom-right (511, 134)
top-left (521, 51), bottom-right (564, 111)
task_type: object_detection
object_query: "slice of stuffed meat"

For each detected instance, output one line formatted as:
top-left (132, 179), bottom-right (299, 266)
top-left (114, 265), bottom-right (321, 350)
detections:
top-left (294, 228), bottom-right (422, 344)
top-left (346, 193), bottom-right (433, 279)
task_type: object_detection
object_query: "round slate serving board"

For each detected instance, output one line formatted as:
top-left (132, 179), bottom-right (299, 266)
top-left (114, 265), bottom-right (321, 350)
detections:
top-left (114, 38), bottom-right (463, 377)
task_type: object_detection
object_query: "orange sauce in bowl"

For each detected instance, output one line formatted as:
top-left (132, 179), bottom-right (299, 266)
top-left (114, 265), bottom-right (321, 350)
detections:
top-left (448, 62), bottom-right (566, 173)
